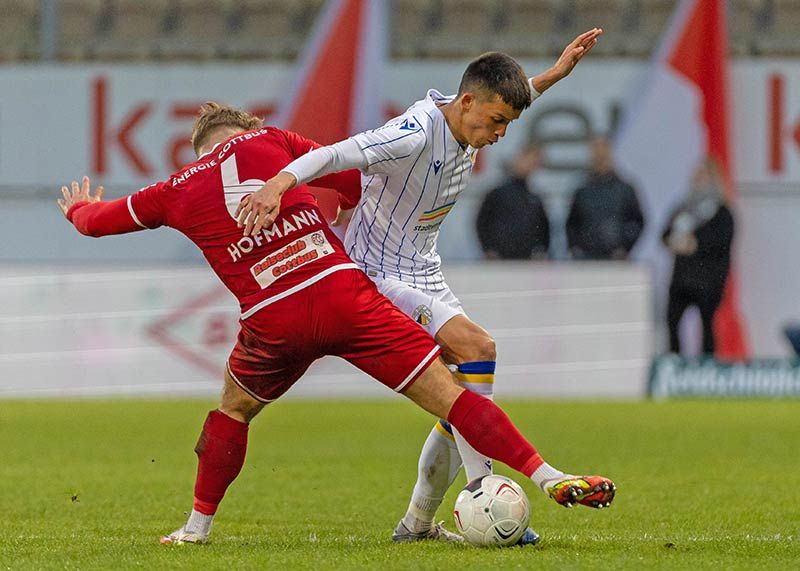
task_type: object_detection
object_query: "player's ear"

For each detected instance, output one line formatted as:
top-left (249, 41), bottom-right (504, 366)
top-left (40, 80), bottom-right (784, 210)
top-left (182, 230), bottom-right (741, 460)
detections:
top-left (460, 93), bottom-right (474, 112)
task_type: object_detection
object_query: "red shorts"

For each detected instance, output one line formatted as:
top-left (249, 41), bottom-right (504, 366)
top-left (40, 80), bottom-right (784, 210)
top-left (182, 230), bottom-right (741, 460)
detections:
top-left (227, 269), bottom-right (441, 402)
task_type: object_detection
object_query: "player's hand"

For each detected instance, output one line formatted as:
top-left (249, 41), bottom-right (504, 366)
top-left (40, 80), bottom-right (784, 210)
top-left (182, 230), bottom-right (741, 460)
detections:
top-left (235, 172), bottom-right (296, 236)
top-left (57, 175), bottom-right (104, 218)
top-left (668, 233), bottom-right (698, 256)
top-left (331, 206), bottom-right (354, 227)
top-left (551, 28), bottom-right (602, 79)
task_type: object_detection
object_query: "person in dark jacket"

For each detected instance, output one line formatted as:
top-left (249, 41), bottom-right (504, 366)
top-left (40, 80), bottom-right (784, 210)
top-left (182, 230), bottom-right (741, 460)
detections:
top-left (662, 158), bottom-right (735, 355)
top-left (566, 137), bottom-right (644, 259)
top-left (477, 144), bottom-right (550, 259)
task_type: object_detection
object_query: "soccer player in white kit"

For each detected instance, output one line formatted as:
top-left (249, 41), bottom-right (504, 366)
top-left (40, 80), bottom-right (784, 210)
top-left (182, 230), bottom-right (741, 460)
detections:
top-left (237, 29), bottom-right (611, 543)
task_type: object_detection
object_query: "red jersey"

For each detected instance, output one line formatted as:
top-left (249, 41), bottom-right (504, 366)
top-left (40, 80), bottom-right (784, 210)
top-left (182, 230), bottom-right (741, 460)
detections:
top-left (68, 127), bottom-right (362, 318)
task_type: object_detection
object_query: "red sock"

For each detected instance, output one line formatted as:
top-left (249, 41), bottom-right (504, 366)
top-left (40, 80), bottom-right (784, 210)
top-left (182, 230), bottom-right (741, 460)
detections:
top-left (192, 410), bottom-right (249, 515)
top-left (447, 390), bottom-right (543, 478)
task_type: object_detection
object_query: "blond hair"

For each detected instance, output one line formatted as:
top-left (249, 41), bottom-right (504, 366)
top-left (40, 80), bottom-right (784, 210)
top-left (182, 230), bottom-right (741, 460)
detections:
top-left (191, 102), bottom-right (263, 155)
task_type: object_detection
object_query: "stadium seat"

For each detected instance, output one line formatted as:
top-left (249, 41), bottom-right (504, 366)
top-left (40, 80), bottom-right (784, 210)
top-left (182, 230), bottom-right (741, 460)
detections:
top-left (94, 0), bottom-right (171, 60)
top-left (57, 0), bottom-right (105, 61)
top-left (423, 0), bottom-right (502, 58)
top-left (223, 0), bottom-right (299, 60)
top-left (729, 0), bottom-right (766, 55)
top-left (625, 0), bottom-right (676, 56)
top-left (568, 0), bottom-right (631, 56)
top-left (492, 0), bottom-right (562, 58)
top-left (391, 0), bottom-right (437, 58)
top-left (756, 0), bottom-right (800, 56)
top-left (161, 0), bottom-right (234, 60)
top-left (0, 0), bottom-right (39, 61)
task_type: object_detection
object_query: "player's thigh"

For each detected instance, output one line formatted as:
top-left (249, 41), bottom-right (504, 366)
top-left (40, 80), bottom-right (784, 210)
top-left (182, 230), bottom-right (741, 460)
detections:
top-left (402, 357), bottom-right (465, 419)
top-left (227, 313), bottom-right (318, 405)
top-left (334, 273), bottom-right (442, 393)
top-left (434, 313), bottom-right (496, 364)
top-left (373, 277), bottom-right (465, 338)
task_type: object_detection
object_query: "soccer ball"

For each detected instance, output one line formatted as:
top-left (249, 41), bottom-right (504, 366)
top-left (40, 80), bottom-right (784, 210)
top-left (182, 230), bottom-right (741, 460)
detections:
top-left (453, 475), bottom-right (531, 547)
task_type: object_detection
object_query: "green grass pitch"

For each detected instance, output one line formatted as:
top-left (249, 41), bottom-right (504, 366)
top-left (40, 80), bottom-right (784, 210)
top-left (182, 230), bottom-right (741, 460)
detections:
top-left (1, 398), bottom-right (798, 569)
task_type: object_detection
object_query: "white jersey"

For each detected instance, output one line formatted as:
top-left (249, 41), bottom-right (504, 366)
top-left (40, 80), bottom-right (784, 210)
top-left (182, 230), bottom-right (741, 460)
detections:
top-left (344, 89), bottom-right (477, 290)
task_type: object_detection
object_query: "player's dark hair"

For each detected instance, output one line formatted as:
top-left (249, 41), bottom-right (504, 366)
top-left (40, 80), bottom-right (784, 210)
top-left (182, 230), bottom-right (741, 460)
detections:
top-left (457, 52), bottom-right (531, 111)
top-left (191, 102), bottom-right (263, 155)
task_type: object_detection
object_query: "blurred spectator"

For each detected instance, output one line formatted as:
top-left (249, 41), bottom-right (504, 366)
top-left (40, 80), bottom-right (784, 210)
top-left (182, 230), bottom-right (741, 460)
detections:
top-left (662, 158), bottom-right (734, 355)
top-left (783, 323), bottom-right (800, 357)
top-left (476, 144), bottom-right (550, 260)
top-left (566, 137), bottom-right (644, 260)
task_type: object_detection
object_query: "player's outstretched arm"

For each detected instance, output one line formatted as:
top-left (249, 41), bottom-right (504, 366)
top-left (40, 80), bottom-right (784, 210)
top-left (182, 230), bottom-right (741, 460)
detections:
top-left (58, 175), bottom-right (151, 237)
top-left (237, 137), bottom-right (373, 236)
top-left (57, 175), bottom-right (104, 217)
top-left (530, 28), bottom-right (602, 96)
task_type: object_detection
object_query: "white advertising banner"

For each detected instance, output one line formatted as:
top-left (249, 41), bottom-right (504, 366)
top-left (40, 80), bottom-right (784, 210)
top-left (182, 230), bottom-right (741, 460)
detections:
top-left (0, 263), bottom-right (652, 399)
top-left (2, 61), bottom-right (800, 189)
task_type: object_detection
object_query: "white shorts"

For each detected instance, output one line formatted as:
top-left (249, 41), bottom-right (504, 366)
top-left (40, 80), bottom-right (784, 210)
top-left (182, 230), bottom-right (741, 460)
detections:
top-left (372, 277), bottom-right (465, 337)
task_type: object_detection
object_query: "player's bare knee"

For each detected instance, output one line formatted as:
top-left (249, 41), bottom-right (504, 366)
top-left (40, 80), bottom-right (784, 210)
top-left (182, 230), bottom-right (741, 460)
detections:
top-left (220, 401), bottom-right (264, 424)
top-left (458, 334), bottom-right (496, 362)
top-left (220, 370), bottom-right (265, 423)
top-left (478, 335), bottom-right (497, 361)
top-left (436, 316), bottom-right (496, 363)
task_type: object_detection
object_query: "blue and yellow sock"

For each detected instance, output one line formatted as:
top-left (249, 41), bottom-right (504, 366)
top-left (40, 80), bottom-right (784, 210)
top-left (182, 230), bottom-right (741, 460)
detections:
top-left (455, 360), bottom-right (495, 399)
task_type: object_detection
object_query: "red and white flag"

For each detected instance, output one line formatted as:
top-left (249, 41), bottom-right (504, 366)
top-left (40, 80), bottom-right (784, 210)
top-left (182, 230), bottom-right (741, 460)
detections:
top-left (615, 0), bottom-right (748, 359)
top-left (274, 0), bottom-right (388, 219)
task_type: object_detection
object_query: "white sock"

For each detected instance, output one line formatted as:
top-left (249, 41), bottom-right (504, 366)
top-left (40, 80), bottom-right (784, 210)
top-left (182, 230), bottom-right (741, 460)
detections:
top-left (185, 509), bottom-right (214, 536)
top-left (530, 462), bottom-right (568, 492)
top-left (401, 425), bottom-right (461, 533)
top-left (452, 426), bottom-right (493, 482)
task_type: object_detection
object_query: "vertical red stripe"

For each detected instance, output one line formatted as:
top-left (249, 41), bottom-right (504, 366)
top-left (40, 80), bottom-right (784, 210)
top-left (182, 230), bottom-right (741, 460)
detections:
top-left (93, 77), bottom-right (106, 174)
top-left (667, 0), bottom-right (748, 359)
top-left (283, 0), bottom-right (366, 219)
top-left (285, 0), bottom-right (363, 145)
top-left (769, 74), bottom-right (784, 174)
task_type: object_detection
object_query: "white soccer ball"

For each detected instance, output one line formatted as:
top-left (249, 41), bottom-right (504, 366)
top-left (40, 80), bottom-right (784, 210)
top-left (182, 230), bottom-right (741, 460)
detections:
top-left (453, 475), bottom-right (531, 547)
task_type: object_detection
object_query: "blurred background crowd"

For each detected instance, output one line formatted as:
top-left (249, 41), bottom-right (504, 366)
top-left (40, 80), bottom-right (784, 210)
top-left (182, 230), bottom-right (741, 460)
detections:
top-left (2, 0), bottom-right (795, 62)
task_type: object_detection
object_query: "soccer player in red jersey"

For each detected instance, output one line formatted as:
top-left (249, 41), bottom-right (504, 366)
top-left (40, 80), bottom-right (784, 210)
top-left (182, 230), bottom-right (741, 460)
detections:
top-left (58, 103), bottom-right (614, 545)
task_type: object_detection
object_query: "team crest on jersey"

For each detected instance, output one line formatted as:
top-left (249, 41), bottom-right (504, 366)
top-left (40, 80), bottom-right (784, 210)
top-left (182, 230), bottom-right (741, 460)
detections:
top-left (412, 304), bottom-right (433, 326)
top-left (311, 231), bottom-right (326, 246)
top-left (399, 118), bottom-right (418, 131)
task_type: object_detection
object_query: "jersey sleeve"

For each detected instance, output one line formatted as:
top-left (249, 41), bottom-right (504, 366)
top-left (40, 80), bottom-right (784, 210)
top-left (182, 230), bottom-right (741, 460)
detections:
top-left (281, 129), bottom-right (362, 209)
top-left (67, 197), bottom-right (145, 237)
top-left (350, 118), bottom-right (427, 176)
top-left (128, 181), bottom-right (170, 229)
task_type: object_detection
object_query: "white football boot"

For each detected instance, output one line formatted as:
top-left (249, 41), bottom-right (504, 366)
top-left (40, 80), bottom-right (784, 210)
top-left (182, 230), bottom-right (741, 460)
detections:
top-left (160, 525), bottom-right (209, 545)
top-left (391, 520), bottom-right (464, 543)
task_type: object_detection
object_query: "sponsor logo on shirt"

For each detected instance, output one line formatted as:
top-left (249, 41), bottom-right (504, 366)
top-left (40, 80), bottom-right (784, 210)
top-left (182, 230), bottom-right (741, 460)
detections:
top-left (249, 230), bottom-right (333, 289)
top-left (433, 159), bottom-right (443, 174)
top-left (412, 201), bottom-right (455, 233)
